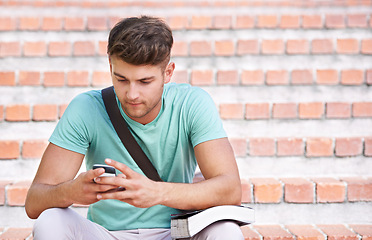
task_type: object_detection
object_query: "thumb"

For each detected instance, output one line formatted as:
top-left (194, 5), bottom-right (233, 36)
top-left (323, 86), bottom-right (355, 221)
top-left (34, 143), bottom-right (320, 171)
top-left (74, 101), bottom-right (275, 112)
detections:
top-left (86, 168), bottom-right (105, 182)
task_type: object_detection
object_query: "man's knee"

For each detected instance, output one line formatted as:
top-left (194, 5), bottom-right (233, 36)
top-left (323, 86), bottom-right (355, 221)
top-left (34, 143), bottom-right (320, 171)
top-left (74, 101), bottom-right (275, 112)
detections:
top-left (193, 221), bottom-right (244, 240)
top-left (33, 208), bottom-right (79, 240)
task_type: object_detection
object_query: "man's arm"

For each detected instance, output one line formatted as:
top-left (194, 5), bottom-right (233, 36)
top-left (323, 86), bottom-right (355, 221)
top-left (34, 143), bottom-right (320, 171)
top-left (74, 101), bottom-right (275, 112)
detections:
top-left (96, 137), bottom-right (242, 210)
top-left (25, 143), bottom-right (115, 219)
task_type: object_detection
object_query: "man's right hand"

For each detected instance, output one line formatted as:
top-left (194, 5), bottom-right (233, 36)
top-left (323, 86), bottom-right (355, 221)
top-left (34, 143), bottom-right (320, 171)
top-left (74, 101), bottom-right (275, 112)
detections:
top-left (66, 168), bottom-right (120, 206)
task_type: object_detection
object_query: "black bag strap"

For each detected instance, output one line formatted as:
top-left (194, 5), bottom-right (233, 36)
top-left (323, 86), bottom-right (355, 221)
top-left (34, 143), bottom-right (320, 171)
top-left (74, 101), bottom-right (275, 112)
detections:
top-left (101, 86), bottom-right (163, 182)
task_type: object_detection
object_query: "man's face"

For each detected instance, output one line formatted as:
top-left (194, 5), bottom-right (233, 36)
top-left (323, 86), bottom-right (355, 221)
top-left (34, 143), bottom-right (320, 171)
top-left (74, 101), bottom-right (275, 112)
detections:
top-left (109, 56), bottom-right (174, 125)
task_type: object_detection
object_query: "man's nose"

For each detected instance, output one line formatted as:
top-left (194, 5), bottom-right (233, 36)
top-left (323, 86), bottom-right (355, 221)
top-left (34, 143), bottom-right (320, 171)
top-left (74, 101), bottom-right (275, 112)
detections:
top-left (126, 84), bottom-right (140, 100)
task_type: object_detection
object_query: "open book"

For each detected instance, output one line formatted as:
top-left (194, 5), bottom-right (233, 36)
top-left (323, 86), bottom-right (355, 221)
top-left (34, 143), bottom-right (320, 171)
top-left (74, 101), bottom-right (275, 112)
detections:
top-left (170, 205), bottom-right (254, 239)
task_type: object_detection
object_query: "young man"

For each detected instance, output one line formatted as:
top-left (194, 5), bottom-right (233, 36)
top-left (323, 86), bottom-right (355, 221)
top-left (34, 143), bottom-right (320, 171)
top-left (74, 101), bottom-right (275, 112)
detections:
top-left (25, 16), bottom-right (243, 239)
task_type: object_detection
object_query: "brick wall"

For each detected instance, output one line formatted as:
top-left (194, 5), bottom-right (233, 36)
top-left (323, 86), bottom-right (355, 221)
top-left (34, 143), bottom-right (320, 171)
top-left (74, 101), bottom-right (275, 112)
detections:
top-left (0, 0), bottom-right (371, 234)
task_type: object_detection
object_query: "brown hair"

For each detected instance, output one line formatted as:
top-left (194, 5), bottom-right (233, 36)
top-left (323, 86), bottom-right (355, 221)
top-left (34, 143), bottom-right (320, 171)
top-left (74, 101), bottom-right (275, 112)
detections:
top-left (107, 16), bottom-right (173, 68)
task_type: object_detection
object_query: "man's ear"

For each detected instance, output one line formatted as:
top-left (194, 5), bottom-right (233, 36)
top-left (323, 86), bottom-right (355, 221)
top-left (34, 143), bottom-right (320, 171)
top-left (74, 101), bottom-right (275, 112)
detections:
top-left (108, 57), bottom-right (112, 73)
top-left (164, 62), bottom-right (175, 84)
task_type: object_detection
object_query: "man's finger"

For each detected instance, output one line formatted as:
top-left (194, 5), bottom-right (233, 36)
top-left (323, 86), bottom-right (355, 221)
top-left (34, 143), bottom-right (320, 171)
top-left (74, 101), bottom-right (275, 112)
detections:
top-left (105, 159), bottom-right (136, 178)
top-left (86, 168), bottom-right (105, 181)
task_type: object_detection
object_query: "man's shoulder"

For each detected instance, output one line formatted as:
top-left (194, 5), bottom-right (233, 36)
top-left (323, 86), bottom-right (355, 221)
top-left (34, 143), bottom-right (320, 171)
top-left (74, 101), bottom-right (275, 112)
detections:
top-left (164, 83), bottom-right (209, 101)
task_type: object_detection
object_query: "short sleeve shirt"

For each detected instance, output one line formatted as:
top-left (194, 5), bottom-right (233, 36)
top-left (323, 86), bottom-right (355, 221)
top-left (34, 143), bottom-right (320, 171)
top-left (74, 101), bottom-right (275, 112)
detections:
top-left (49, 83), bottom-right (227, 230)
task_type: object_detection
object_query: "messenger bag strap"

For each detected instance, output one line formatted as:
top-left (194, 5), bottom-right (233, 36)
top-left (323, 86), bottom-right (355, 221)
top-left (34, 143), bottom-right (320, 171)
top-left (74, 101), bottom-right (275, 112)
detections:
top-left (101, 86), bottom-right (163, 182)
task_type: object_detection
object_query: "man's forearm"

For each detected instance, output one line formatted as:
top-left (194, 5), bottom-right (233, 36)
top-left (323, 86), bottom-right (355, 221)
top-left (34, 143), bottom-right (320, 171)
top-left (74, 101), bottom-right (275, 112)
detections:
top-left (25, 181), bottom-right (73, 219)
top-left (158, 174), bottom-right (242, 210)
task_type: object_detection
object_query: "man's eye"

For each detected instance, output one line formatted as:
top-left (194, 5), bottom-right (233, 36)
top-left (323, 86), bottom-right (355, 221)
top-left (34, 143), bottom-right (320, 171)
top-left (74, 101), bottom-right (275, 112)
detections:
top-left (141, 80), bottom-right (151, 84)
top-left (117, 78), bottom-right (127, 82)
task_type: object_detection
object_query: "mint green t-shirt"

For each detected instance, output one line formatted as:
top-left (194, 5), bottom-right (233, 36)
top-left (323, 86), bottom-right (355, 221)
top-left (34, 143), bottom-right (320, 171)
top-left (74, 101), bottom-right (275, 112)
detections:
top-left (49, 83), bottom-right (227, 231)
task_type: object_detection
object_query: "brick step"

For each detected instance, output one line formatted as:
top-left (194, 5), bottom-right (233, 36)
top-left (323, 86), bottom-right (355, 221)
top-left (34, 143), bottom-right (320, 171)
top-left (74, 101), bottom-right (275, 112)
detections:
top-left (1, 177), bottom-right (371, 207)
top-left (1, 101), bottom-right (372, 123)
top-left (1, 38), bottom-right (372, 58)
top-left (1, 69), bottom-right (372, 87)
top-left (0, 224), bottom-right (371, 240)
top-left (0, 13), bottom-right (371, 31)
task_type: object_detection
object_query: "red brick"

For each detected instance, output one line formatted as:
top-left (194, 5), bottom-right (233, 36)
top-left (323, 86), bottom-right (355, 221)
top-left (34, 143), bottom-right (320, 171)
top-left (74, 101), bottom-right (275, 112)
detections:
top-left (341, 177), bottom-right (372, 201)
top-left (171, 41), bottom-right (188, 57)
top-left (42, 17), bottom-right (62, 31)
top-left (325, 14), bottom-right (345, 28)
top-left (64, 17), bottom-right (85, 31)
top-left (337, 39), bottom-right (359, 54)
top-left (0, 72), bottom-right (16, 86)
top-left (0, 141), bottom-right (19, 159)
top-left (312, 39), bottom-right (333, 54)
top-left (366, 137), bottom-right (372, 156)
top-left (245, 103), bottom-right (270, 120)
top-left (257, 15), bottom-right (277, 28)
top-left (349, 224), bottom-right (372, 239)
top-left (33, 104), bottom-right (58, 121)
top-left (352, 102), bottom-right (372, 117)
top-left (19, 17), bottom-right (40, 30)
top-left (286, 225), bottom-right (325, 240)
top-left (316, 69), bottom-right (339, 85)
top-left (216, 70), bottom-right (238, 85)
top-left (5, 104), bottom-right (31, 122)
top-left (23, 41), bottom-right (47, 57)
top-left (22, 140), bottom-right (48, 159)
top-left (317, 225), bottom-right (359, 240)
top-left (249, 138), bottom-right (275, 156)
top-left (19, 71), bottom-right (40, 86)
top-left (326, 102), bottom-right (351, 119)
top-left (92, 71), bottom-right (111, 87)
top-left (172, 70), bottom-right (188, 84)
top-left (73, 41), bottom-right (95, 56)
top-left (241, 70), bottom-right (264, 85)
top-left (220, 103), bottom-right (244, 119)
top-left (167, 16), bottom-right (188, 30)
top-left (0, 42), bottom-right (21, 57)
top-left (280, 15), bottom-right (300, 29)
top-left (277, 138), bottom-right (303, 156)
top-left (48, 41), bottom-right (71, 56)
top-left (266, 70), bottom-right (288, 85)
top-left (361, 39), bottom-right (372, 54)
top-left (190, 70), bottom-right (213, 86)
top-left (213, 16), bottom-right (232, 29)
top-left (0, 228), bottom-right (32, 239)
top-left (215, 40), bottom-right (235, 56)
top-left (251, 178), bottom-right (282, 203)
top-left (98, 41), bottom-right (108, 56)
top-left (281, 178), bottom-right (314, 203)
top-left (241, 225), bottom-right (260, 239)
top-left (335, 137), bottom-right (363, 157)
top-left (286, 39), bottom-right (309, 54)
top-left (7, 181), bottom-right (31, 206)
top-left (230, 138), bottom-right (247, 157)
top-left (262, 39), bottom-right (284, 54)
top-left (237, 40), bottom-right (259, 55)
top-left (313, 178), bottom-right (346, 203)
top-left (189, 16), bottom-right (212, 29)
top-left (240, 179), bottom-right (252, 203)
top-left (347, 14), bottom-right (368, 28)
top-left (306, 138), bottom-right (333, 157)
top-left (190, 41), bottom-right (212, 56)
top-left (43, 72), bottom-right (65, 87)
top-left (367, 70), bottom-right (372, 85)
top-left (235, 15), bottom-right (255, 29)
top-left (0, 17), bottom-right (16, 31)
top-left (67, 71), bottom-right (90, 87)
top-left (87, 16), bottom-right (107, 31)
top-left (272, 103), bottom-right (297, 119)
top-left (254, 225), bottom-right (293, 239)
top-left (299, 102), bottom-right (324, 119)
top-left (291, 69), bottom-right (313, 85)
top-left (302, 15), bottom-right (323, 28)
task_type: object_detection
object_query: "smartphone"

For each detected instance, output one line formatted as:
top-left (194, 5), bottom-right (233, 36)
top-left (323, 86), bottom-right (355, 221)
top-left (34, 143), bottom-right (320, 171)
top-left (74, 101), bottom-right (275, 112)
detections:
top-left (93, 164), bottom-right (116, 177)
